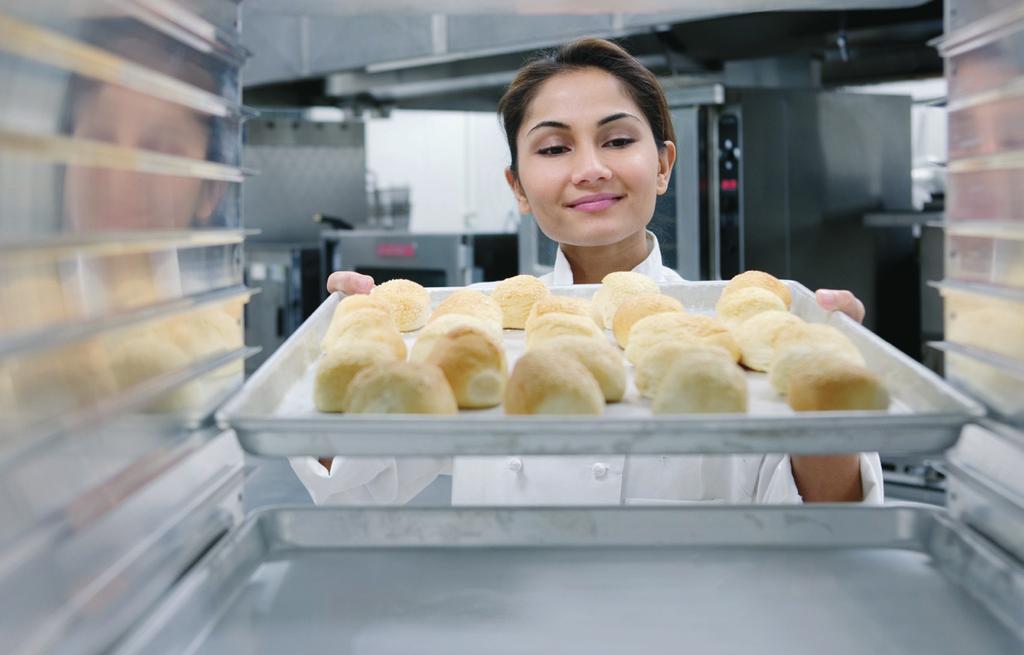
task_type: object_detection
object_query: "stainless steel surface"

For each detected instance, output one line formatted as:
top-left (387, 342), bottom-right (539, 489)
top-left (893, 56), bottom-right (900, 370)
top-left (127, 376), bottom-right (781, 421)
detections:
top-left (945, 229), bottom-right (1024, 288)
top-left (946, 420), bottom-right (1024, 560)
top-left (946, 155), bottom-right (1024, 223)
top-left (941, 5), bottom-right (1024, 99)
top-left (221, 281), bottom-right (981, 458)
top-left (932, 341), bottom-right (1024, 423)
top-left (946, 0), bottom-right (1023, 35)
top-left (949, 92), bottom-right (1024, 160)
top-left (242, 116), bottom-right (367, 243)
top-left (115, 505), bottom-right (1023, 654)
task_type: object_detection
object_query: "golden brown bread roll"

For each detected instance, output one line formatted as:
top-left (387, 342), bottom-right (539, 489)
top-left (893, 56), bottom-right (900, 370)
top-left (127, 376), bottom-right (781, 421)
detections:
top-left (492, 275), bottom-right (550, 329)
top-left (426, 325), bottom-right (507, 409)
top-left (410, 313), bottom-right (503, 362)
top-left (721, 270), bottom-right (792, 308)
top-left (733, 310), bottom-right (806, 372)
top-left (108, 333), bottom-right (200, 411)
top-left (769, 323), bottom-right (865, 392)
top-left (591, 271), bottom-right (660, 328)
top-left (343, 361), bottom-right (458, 414)
top-left (624, 312), bottom-right (740, 365)
top-left (611, 293), bottom-right (685, 348)
top-left (320, 307), bottom-right (406, 360)
top-left (524, 295), bottom-right (598, 333)
top-left (314, 340), bottom-right (400, 412)
top-left (505, 350), bottom-right (604, 415)
top-left (330, 293), bottom-right (390, 324)
top-left (786, 352), bottom-right (889, 411)
top-left (524, 312), bottom-right (605, 351)
top-left (635, 342), bottom-right (733, 398)
top-left (428, 289), bottom-right (503, 329)
top-left (533, 335), bottom-right (626, 402)
top-left (369, 278), bottom-right (430, 332)
top-left (651, 348), bottom-right (748, 415)
top-left (715, 287), bottom-right (787, 330)
top-left (769, 342), bottom-right (865, 396)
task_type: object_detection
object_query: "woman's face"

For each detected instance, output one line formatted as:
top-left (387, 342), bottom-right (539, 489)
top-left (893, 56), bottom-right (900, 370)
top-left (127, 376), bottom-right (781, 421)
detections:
top-left (506, 67), bottom-right (675, 248)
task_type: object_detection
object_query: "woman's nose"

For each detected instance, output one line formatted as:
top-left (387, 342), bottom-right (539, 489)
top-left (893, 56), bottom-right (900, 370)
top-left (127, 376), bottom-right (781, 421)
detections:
top-left (570, 145), bottom-right (612, 186)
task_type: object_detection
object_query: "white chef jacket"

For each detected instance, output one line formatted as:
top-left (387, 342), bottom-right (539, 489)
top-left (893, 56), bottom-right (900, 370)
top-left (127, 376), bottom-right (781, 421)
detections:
top-left (292, 232), bottom-right (884, 506)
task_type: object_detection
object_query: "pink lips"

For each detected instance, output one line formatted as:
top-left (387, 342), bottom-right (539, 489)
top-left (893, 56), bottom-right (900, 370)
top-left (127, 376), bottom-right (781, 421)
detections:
top-left (567, 193), bottom-right (622, 213)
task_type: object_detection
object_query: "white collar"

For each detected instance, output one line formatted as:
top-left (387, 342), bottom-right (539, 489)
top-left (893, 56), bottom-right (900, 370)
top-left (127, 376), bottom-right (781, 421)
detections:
top-left (549, 231), bottom-right (669, 285)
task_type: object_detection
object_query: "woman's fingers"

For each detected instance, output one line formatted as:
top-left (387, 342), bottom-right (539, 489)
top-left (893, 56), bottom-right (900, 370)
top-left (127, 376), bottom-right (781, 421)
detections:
top-left (326, 271), bottom-right (375, 295)
top-left (815, 288), bottom-right (865, 324)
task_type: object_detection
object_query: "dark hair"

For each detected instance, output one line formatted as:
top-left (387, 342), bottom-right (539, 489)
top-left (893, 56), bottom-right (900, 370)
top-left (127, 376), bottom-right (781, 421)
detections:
top-left (498, 37), bottom-right (674, 175)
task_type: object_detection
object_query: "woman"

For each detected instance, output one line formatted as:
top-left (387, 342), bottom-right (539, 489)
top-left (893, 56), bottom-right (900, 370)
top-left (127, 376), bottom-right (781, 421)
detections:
top-left (298, 38), bottom-right (879, 506)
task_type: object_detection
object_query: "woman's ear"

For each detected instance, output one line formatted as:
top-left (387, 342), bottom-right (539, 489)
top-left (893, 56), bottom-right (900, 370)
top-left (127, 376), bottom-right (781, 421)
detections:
top-left (656, 141), bottom-right (677, 195)
top-left (505, 167), bottom-right (532, 214)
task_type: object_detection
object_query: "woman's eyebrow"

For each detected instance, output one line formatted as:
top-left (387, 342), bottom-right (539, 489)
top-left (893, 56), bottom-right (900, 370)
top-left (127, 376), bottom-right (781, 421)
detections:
top-left (598, 112), bottom-right (641, 126)
top-left (526, 120), bottom-right (569, 135)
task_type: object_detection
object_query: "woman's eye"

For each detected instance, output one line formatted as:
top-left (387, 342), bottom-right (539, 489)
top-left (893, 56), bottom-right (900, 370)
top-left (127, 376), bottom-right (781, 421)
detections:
top-left (537, 145), bottom-right (570, 156)
top-left (605, 137), bottom-right (635, 148)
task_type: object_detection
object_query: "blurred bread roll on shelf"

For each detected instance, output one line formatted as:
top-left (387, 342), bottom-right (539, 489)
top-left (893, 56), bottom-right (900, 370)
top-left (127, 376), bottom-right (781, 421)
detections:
top-left (524, 295), bottom-right (598, 333)
top-left (786, 352), bottom-right (889, 411)
top-left (715, 286), bottom-right (787, 329)
top-left (314, 340), bottom-right (400, 412)
top-left (611, 293), bottom-right (685, 348)
top-left (651, 348), bottom-right (748, 415)
top-left (505, 350), bottom-right (604, 415)
top-left (410, 313), bottom-right (502, 362)
top-left (369, 278), bottom-right (430, 332)
top-left (426, 325), bottom-right (507, 409)
top-left (533, 335), bottom-right (626, 402)
top-left (625, 312), bottom-right (740, 365)
top-left (343, 361), bottom-right (458, 414)
top-left (429, 289), bottom-right (503, 329)
top-left (733, 310), bottom-right (806, 372)
top-left (592, 271), bottom-right (660, 328)
top-left (524, 312), bottom-right (605, 351)
top-left (721, 270), bottom-right (792, 308)
top-left (492, 275), bottom-right (550, 329)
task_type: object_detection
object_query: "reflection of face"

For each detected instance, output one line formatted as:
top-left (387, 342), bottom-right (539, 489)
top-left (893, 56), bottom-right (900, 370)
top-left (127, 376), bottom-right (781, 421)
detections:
top-left (65, 84), bottom-right (215, 230)
top-left (507, 68), bottom-right (674, 248)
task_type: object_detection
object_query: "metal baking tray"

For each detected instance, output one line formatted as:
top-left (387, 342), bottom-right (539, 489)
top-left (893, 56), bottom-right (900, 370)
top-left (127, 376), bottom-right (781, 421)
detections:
top-left (113, 506), bottom-right (1023, 654)
top-left (220, 281), bottom-right (982, 457)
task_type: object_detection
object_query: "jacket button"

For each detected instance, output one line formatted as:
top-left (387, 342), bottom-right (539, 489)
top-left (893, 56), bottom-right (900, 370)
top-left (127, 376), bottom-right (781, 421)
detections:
top-left (508, 457), bottom-right (523, 473)
top-left (592, 463), bottom-right (609, 479)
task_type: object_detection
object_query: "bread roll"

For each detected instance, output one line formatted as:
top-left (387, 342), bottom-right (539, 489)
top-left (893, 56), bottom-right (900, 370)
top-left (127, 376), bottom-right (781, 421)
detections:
top-left (770, 323), bottom-right (865, 392)
top-left (591, 271), bottom-right (660, 328)
top-left (786, 352), bottom-right (889, 411)
top-left (331, 294), bottom-right (390, 323)
top-left (534, 335), bottom-right (626, 402)
top-left (721, 270), bottom-right (792, 308)
top-left (369, 278), bottom-right (430, 332)
top-left (426, 325), bottom-right (507, 409)
top-left (716, 286), bottom-right (787, 329)
top-left (108, 333), bottom-right (200, 411)
top-left (320, 307), bottom-right (406, 360)
top-left (524, 312), bottom-right (605, 351)
top-left (769, 343), bottom-right (865, 396)
top-left (625, 312), bottom-right (740, 365)
top-left (524, 295), bottom-right (598, 333)
top-left (411, 313), bottom-right (502, 362)
top-left (429, 289), bottom-right (503, 329)
top-left (343, 361), bottom-right (458, 414)
top-left (611, 293), bottom-right (685, 348)
top-left (314, 340), bottom-right (399, 412)
top-left (651, 348), bottom-right (748, 415)
top-left (505, 350), bottom-right (604, 415)
top-left (733, 310), bottom-right (806, 372)
top-left (168, 308), bottom-right (243, 360)
top-left (635, 342), bottom-right (733, 398)
top-left (492, 275), bottom-right (550, 329)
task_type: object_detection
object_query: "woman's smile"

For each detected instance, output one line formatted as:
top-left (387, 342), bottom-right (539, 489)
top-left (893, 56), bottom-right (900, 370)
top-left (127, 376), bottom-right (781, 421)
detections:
top-left (566, 192), bottom-right (625, 213)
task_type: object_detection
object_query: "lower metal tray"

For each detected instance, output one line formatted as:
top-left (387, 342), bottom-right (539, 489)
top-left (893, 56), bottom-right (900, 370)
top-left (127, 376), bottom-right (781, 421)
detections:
top-left (220, 281), bottom-right (981, 457)
top-left (114, 506), bottom-right (1022, 654)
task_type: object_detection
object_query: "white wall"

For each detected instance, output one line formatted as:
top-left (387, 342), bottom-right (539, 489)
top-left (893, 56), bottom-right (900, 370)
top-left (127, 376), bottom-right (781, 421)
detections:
top-left (366, 109), bottom-right (521, 233)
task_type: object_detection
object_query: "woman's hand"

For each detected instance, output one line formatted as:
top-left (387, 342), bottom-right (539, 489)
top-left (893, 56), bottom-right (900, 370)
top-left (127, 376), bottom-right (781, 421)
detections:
top-left (815, 289), bottom-right (865, 324)
top-left (326, 271), bottom-right (375, 295)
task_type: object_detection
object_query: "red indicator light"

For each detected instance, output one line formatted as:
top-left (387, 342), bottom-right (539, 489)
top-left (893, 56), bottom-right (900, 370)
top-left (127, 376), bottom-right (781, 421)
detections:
top-left (375, 243), bottom-right (416, 258)
top-left (720, 179), bottom-right (738, 192)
